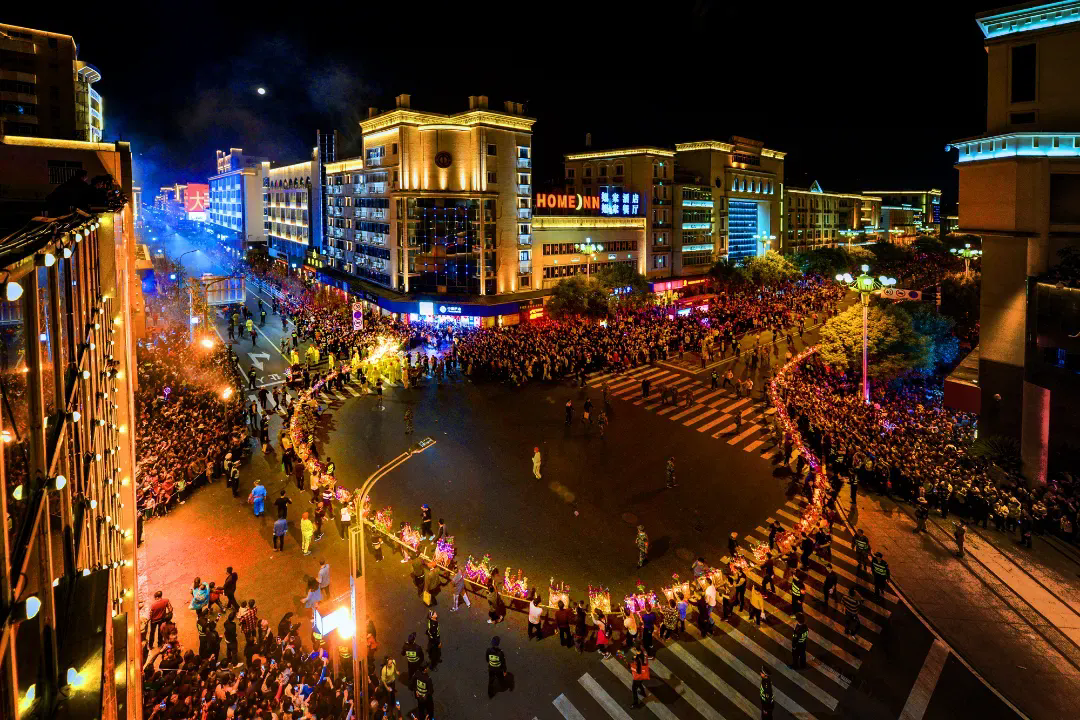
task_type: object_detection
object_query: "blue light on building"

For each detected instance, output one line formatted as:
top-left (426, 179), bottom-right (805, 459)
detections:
top-left (600, 189), bottom-right (641, 217)
top-left (728, 200), bottom-right (758, 262)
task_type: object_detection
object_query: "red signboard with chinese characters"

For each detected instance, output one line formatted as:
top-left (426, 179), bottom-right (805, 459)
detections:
top-left (184, 183), bottom-right (210, 213)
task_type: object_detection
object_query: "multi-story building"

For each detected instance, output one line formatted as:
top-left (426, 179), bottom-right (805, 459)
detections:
top-left (208, 148), bottom-right (268, 254)
top-left (0, 24), bottom-right (103, 141)
top-left (0, 134), bottom-right (142, 720)
top-left (563, 147), bottom-right (676, 278)
top-left (946, 1), bottom-right (1080, 482)
top-left (265, 156), bottom-right (323, 271)
top-left (861, 188), bottom-right (942, 242)
top-left (784, 182), bottom-right (881, 251)
top-left (324, 157), bottom-right (390, 284)
top-left (354, 94), bottom-right (535, 296)
top-left (674, 138), bottom-right (786, 262)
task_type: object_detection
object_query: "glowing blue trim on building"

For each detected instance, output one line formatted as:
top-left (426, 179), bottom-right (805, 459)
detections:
top-left (976, 1), bottom-right (1080, 38)
top-left (681, 244), bottom-right (714, 253)
top-left (947, 133), bottom-right (1080, 162)
top-left (681, 223), bottom-right (712, 230)
top-left (681, 200), bottom-right (714, 207)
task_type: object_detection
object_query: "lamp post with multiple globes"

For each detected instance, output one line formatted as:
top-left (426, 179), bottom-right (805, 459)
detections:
top-left (835, 265), bottom-right (897, 404)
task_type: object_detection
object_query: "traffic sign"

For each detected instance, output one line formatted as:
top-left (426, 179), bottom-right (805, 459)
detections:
top-left (882, 288), bottom-right (922, 301)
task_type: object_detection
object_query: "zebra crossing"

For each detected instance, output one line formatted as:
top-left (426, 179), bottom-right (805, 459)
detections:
top-left (587, 366), bottom-right (779, 458)
top-left (536, 499), bottom-right (897, 720)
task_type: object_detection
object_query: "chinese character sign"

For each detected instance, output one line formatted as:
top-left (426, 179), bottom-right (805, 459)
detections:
top-left (184, 183), bottom-right (210, 213)
top-left (600, 190), bottom-right (641, 217)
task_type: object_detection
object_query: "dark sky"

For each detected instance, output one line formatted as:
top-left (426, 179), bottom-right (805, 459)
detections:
top-left (9, 1), bottom-right (995, 210)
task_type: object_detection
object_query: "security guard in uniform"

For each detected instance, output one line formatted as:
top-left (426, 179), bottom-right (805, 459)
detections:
top-left (791, 612), bottom-right (809, 669)
top-left (413, 666), bottom-right (434, 718)
top-left (401, 632), bottom-right (424, 689)
top-left (852, 529), bottom-right (871, 576)
top-left (871, 552), bottom-right (890, 597)
top-left (789, 572), bottom-right (804, 615)
top-left (759, 666), bottom-right (774, 719)
top-left (486, 635), bottom-right (507, 699)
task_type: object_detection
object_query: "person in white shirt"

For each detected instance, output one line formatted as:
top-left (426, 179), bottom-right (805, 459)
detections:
top-left (527, 596), bottom-right (544, 640)
top-left (705, 577), bottom-right (717, 628)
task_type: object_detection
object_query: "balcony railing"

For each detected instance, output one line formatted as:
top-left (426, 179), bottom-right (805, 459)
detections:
top-left (516, 157), bottom-right (532, 169)
top-left (517, 208), bottom-right (532, 219)
top-left (517, 184), bottom-right (531, 195)
top-left (518, 233), bottom-right (532, 245)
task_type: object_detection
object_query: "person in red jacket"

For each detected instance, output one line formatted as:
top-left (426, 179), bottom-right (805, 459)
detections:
top-left (630, 649), bottom-right (650, 708)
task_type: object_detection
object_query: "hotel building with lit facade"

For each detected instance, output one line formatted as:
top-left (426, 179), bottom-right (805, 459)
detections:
top-left (861, 188), bottom-right (942, 243)
top-left (784, 182), bottom-right (881, 250)
top-left (208, 148), bottom-right (268, 254)
top-left (0, 24), bottom-right (103, 143)
top-left (265, 155), bottom-right (324, 270)
top-left (946, 1), bottom-right (1080, 482)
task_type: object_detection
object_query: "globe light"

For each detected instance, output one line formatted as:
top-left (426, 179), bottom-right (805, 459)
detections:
top-left (860, 264), bottom-right (869, 273)
top-left (5, 281), bottom-right (23, 301)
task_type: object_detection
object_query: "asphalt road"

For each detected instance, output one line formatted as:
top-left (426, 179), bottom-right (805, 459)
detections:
top-left (137, 219), bottom-right (1019, 720)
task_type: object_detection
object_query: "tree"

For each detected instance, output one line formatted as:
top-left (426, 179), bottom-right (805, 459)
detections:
top-left (708, 257), bottom-right (743, 285)
top-left (905, 303), bottom-right (959, 375)
top-left (595, 263), bottom-right (650, 301)
top-left (818, 302), bottom-right (929, 382)
top-left (913, 235), bottom-right (948, 256)
top-left (247, 244), bottom-right (272, 275)
top-left (940, 271), bottom-right (980, 336)
top-left (842, 245), bottom-right (877, 266)
top-left (547, 275), bottom-right (609, 318)
top-left (794, 247), bottom-right (849, 278)
top-left (738, 250), bottom-right (798, 286)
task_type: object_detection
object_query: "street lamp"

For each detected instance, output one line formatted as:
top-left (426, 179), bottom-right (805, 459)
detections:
top-left (754, 233), bottom-right (776, 256)
top-left (950, 243), bottom-right (982, 276)
top-left (835, 265), bottom-right (897, 404)
top-left (575, 238), bottom-right (603, 279)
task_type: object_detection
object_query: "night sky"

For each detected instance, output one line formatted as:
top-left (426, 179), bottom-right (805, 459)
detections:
top-left (8, 1), bottom-right (996, 210)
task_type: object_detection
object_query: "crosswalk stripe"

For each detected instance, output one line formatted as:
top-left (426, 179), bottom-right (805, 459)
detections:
top-left (334, 391), bottom-right (347, 401)
top-left (608, 372), bottom-right (661, 392)
top-left (743, 439), bottom-right (765, 453)
top-left (578, 673), bottom-right (634, 720)
top-left (646, 658), bottom-right (727, 720)
top-left (698, 636), bottom-right (818, 719)
top-left (552, 694), bottom-right (587, 720)
top-left (345, 385), bottom-right (360, 397)
top-left (697, 414), bottom-right (730, 433)
top-left (736, 568), bottom-right (864, 667)
top-left (657, 404), bottom-right (680, 416)
top-left (711, 396), bottom-right (748, 411)
top-left (760, 448), bottom-right (777, 459)
top-left (727, 425), bottom-right (760, 445)
top-left (669, 404), bottom-right (703, 421)
top-left (750, 564), bottom-right (883, 637)
top-left (601, 658), bottom-right (679, 720)
top-left (667, 644), bottom-right (759, 718)
top-left (683, 408), bottom-right (717, 427)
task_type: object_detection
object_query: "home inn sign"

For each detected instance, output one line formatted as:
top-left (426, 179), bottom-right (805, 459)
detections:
top-left (535, 193), bottom-right (601, 211)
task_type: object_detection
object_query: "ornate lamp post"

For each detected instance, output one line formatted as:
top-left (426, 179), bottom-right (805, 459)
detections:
top-left (951, 242), bottom-right (982, 276)
top-left (575, 237), bottom-right (604, 279)
top-left (835, 265), bottom-right (897, 404)
top-left (754, 233), bottom-right (776, 256)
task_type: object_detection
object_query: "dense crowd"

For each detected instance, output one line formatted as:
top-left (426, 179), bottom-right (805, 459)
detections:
top-left (778, 354), bottom-right (1080, 543)
top-left (135, 328), bottom-right (246, 520)
top-left (457, 278), bottom-right (845, 384)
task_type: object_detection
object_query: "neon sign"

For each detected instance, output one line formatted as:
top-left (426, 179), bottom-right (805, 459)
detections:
top-left (535, 193), bottom-right (600, 211)
top-left (600, 190), bottom-right (641, 217)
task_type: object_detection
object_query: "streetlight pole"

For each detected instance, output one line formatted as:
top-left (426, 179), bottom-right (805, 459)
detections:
top-left (836, 265), bottom-right (896, 404)
top-left (754, 233), bottom-right (776, 257)
top-left (950, 242), bottom-right (982, 277)
top-left (576, 238), bottom-right (603, 280)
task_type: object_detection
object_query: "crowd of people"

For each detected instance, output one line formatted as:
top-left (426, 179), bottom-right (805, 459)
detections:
top-left (135, 328), bottom-right (247, 523)
top-left (777, 354), bottom-right (1080, 545)
top-left (457, 277), bottom-right (845, 384)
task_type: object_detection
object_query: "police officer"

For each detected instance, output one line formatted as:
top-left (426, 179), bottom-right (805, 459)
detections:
top-left (486, 635), bottom-right (507, 699)
top-left (759, 666), bottom-right (774, 719)
top-left (260, 309), bottom-right (266, 327)
top-left (401, 632), bottom-right (424, 689)
top-left (636, 525), bottom-right (650, 568)
top-left (227, 457), bottom-right (241, 498)
top-left (791, 612), bottom-right (809, 670)
top-left (426, 610), bottom-right (441, 669)
top-left (413, 666), bottom-right (433, 718)
top-left (789, 572), bottom-right (804, 615)
top-left (871, 551), bottom-right (890, 597)
top-left (853, 528), bottom-right (871, 576)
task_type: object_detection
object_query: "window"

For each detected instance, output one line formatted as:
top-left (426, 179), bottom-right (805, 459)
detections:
top-left (391, 143), bottom-right (398, 154)
top-left (487, 171), bottom-right (497, 184)
top-left (566, 168), bottom-right (575, 178)
top-left (653, 255), bottom-right (666, 269)
top-left (615, 165), bottom-right (623, 176)
top-left (584, 167), bottom-right (592, 177)
top-left (519, 250), bottom-right (530, 261)
top-left (487, 144), bottom-right (497, 156)
top-left (599, 166), bottom-right (607, 177)
top-left (1011, 43), bottom-right (1036, 103)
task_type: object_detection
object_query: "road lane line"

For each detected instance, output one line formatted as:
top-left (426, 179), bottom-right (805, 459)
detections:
top-left (601, 658), bottom-right (679, 720)
top-left (666, 644), bottom-right (759, 718)
top-left (552, 693), bottom-right (587, 720)
top-left (646, 658), bottom-right (727, 720)
top-left (899, 640), bottom-right (949, 720)
top-left (578, 673), bottom-right (634, 720)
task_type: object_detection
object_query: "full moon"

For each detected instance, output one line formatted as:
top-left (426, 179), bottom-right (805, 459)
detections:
top-left (257, 87), bottom-right (266, 95)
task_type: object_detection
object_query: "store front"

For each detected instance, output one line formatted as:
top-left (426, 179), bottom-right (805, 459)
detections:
top-left (375, 297), bottom-right (523, 327)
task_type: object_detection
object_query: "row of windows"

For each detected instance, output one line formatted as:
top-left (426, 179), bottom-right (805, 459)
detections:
top-left (541, 240), bottom-right (638, 256)
top-left (730, 176), bottom-right (775, 194)
top-left (541, 259), bottom-right (634, 279)
top-left (566, 163), bottom-right (669, 179)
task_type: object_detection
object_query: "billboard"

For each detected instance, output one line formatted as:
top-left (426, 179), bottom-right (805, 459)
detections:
top-left (184, 183), bottom-right (210, 214)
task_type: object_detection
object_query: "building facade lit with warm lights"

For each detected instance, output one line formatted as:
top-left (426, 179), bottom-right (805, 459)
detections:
top-left (265, 157), bottom-right (324, 271)
top-left (562, 147), bottom-right (675, 278)
top-left (947, 0), bottom-right (1080, 482)
top-left (531, 211), bottom-right (647, 290)
top-left (673, 138), bottom-right (786, 263)
top-left (784, 182), bottom-right (881, 251)
top-left (208, 148), bottom-right (268, 255)
top-left (0, 135), bottom-right (142, 720)
top-left (861, 188), bottom-right (941, 243)
top-left (0, 24), bottom-right (103, 142)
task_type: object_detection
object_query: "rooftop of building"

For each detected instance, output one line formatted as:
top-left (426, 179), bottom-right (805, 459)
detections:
top-left (862, 189), bottom-right (942, 196)
top-left (325, 158), bottom-right (364, 174)
top-left (976, 1), bottom-right (1080, 39)
top-left (564, 147), bottom-right (676, 161)
top-left (0, 22), bottom-right (77, 45)
top-left (674, 140), bottom-right (786, 159)
top-left (360, 95), bottom-right (534, 135)
top-left (787, 181), bottom-right (880, 201)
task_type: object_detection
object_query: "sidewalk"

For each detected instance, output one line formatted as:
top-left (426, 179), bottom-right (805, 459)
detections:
top-left (845, 484), bottom-right (1080, 720)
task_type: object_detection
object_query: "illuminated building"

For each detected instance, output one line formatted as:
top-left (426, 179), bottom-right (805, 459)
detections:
top-left (350, 94), bottom-right (534, 296)
top-left (266, 155), bottom-right (324, 271)
top-left (860, 189), bottom-right (942, 243)
top-left (0, 24), bottom-right (103, 142)
top-left (673, 138), bottom-right (786, 263)
top-left (784, 182), bottom-right (881, 251)
top-left (946, 1), bottom-right (1080, 482)
top-left (531, 210), bottom-right (647, 289)
top-left (0, 135), bottom-right (142, 719)
top-left (132, 186), bottom-right (141, 225)
top-left (563, 147), bottom-right (675, 277)
top-left (208, 148), bottom-right (268, 254)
